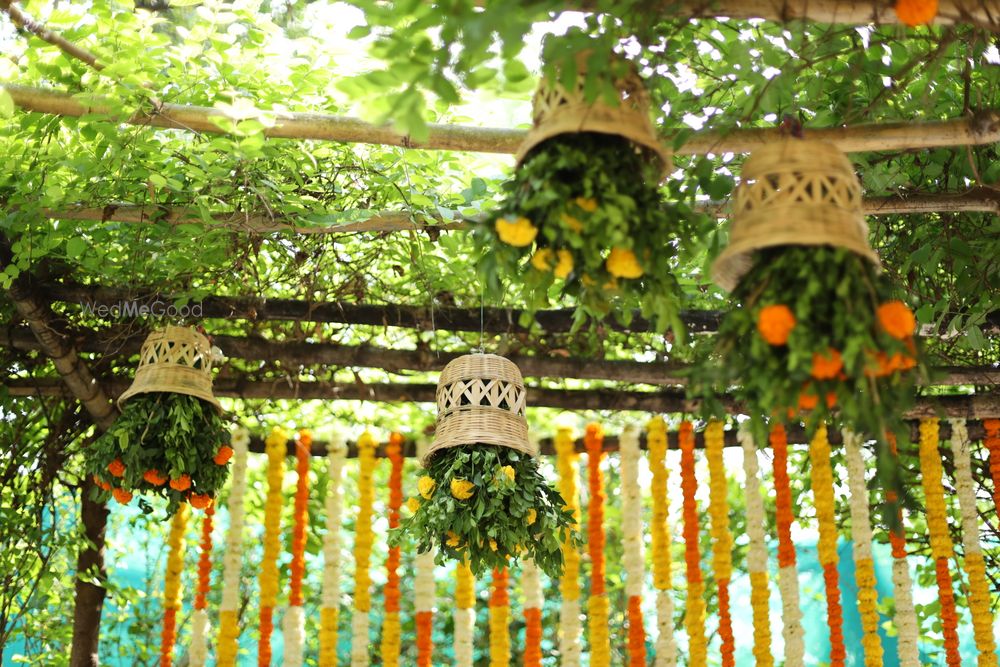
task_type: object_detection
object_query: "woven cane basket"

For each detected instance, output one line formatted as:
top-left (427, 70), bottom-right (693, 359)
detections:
top-left (514, 52), bottom-right (670, 175)
top-left (118, 325), bottom-right (222, 412)
top-left (423, 353), bottom-right (534, 465)
top-left (711, 139), bottom-right (881, 292)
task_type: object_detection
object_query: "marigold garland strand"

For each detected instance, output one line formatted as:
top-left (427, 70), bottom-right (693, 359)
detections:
top-left (189, 504), bottom-right (214, 667)
top-left (808, 424), bottom-right (845, 667)
top-left (522, 557), bottom-right (543, 667)
top-left (620, 426), bottom-right (647, 666)
top-left (843, 429), bottom-right (884, 667)
top-left (679, 420), bottom-right (707, 666)
top-left (705, 420), bottom-right (735, 667)
top-left (555, 426), bottom-right (582, 666)
top-left (380, 432), bottom-right (405, 667)
top-left (319, 433), bottom-right (347, 666)
top-left (161, 503), bottom-right (190, 667)
top-left (217, 427), bottom-right (249, 667)
top-left (283, 430), bottom-right (312, 667)
top-left (919, 418), bottom-right (962, 667)
top-left (948, 419), bottom-right (998, 667)
top-left (884, 432), bottom-right (920, 667)
top-left (770, 424), bottom-right (805, 667)
top-left (454, 559), bottom-right (476, 667)
top-left (413, 437), bottom-right (436, 667)
top-left (351, 431), bottom-right (377, 667)
top-left (585, 422), bottom-right (611, 667)
top-left (738, 424), bottom-right (774, 667)
top-left (258, 427), bottom-right (287, 667)
top-left (986, 419), bottom-right (1000, 517)
top-left (489, 567), bottom-right (511, 667)
top-left (647, 416), bottom-right (677, 667)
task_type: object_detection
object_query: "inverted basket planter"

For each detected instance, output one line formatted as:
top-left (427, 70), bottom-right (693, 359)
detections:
top-left (118, 325), bottom-right (222, 413)
top-left (712, 139), bottom-right (881, 292)
top-left (515, 51), bottom-right (671, 176)
top-left (423, 353), bottom-right (535, 466)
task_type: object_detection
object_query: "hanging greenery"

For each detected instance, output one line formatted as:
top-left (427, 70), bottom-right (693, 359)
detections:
top-left (88, 393), bottom-right (230, 515)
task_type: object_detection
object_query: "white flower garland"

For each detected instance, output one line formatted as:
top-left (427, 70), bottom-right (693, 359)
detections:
top-left (522, 557), bottom-right (543, 611)
top-left (414, 437), bottom-right (436, 616)
top-left (216, 426), bottom-right (248, 666)
top-left (189, 609), bottom-right (209, 666)
top-left (654, 593), bottom-right (676, 667)
top-left (454, 607), bottom-right (475, 667)
top-left (350, 611), bottom-right (370, 666)
top-left (620, 426), bottom-right (644, 599)
top-left (738, 425), bottom-right (773, 667)
top-left (891, 554), bottom-right (920, 666)
top-left (319, 433), bottom-right (347, 666)
top-left (282, 606), bottom-right (305, 667)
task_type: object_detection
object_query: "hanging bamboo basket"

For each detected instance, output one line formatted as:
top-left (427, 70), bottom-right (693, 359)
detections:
top-left (711, 139), bottom-right (881, 292)
top-left (423, 353), bottom-right (534, 465)
top-left (118, 325), bottom-right (222, 412)
top-left (515, 52), bottom-right (671, 175)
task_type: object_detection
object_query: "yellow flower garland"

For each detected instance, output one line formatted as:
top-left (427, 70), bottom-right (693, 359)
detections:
top-left (258, 427), bottom-right (287, 667)
top-left (738, 425), bottom-right (773, 667)
top-left (489, 567), bottom-right (511, 667)
top-left (808, 424), bottom-right (845, 667)
top-left (161, 503), bottom-right (189, 666)
top-left (647, 417), bottom-right (677, 667)
top-left (351, 431), bottom-right (377, 667)
top-left (454, 559), bottom-right (476, 667)
top-left (705, 421), bottom-right (735, 666)
top-left (217, 427), bottom-right (249, 667)
top-left (555, 425), bottom-right (583, 666)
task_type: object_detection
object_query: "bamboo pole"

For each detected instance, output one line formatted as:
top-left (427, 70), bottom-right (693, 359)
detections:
top-left (6, 83), bottom-right (1000, 156)
top-left (2, 325), bottom-right (997, 387)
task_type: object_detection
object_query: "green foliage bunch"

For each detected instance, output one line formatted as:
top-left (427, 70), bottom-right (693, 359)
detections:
top-left (88, 394), bottom-right (230, 515)
top-left (695, 246), bottom-right (925, 448)
top-left (393, 445), bottom-right (577, 577)
top-left (475, 132), bottom-right (707, 336)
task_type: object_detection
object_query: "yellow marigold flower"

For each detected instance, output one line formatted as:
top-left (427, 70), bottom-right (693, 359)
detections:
top-left (605, 247), bottom-right (644, 279)
top-left (418, 476), bottom-right (436, 499)
top-left (531, 247), bottom-right (554, 271)
top-left (489, 539), bottom-right (498, 551)
top-left (450, 479), bottom-right (475, 500)
top-left (526, 509), bottom-right (537, 525)
top-left (561, 213), bottom-right (584, 233)
top-left (553, 249), bottom-right (573, 278)
top-left (405, 497), bottom-right (421, 513)
top-left (575, 197), bottom-right (598, 213)
top-left (495, 216), bottom-right (538, 247)
top-left (446, 531), bottom-right (461, 547)
top-left (500, 465), bottom-right (515, 483)
top-left (531, 248), bottom-right (574, 279)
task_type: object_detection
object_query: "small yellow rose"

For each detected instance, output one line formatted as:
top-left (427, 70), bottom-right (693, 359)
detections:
top-left (499, 465), bottom-right (515, 483)
top-left (446, 531), bottom-right (461, 547)
top-left (489, 539), bottom-right (498, 551)
top-left (553, 249), bottom-right (573, 279)
top-left (606, 247), bottom-right (644, 279)
top-left (405, 497), bottom-right (421, 513)
top-left (418, 476), bottom-right (436, 499)
top-left (561, 213), bottom-right (584, 233)
top-left (495, 216), bottom-right (538, 247)
top-left (574, 197), bottom-right (598, 213)
top-left (530, 247), bottom-right (554, 272)
top-left (450, 478), bottom-right (475, 500)
top-left (526, 509), bottom-right (537, 525)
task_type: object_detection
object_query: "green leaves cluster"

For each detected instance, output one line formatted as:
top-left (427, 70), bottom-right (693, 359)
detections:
top-left (393, 445), bottom-right (577, 577)
top-left (89, 393), bottom-right (230, 515)
top-left (475, 132), bottom-right (709, 336)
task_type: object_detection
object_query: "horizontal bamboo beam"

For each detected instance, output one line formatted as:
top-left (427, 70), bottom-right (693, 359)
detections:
top-left (37, 187), bottom-right (1000, 234)
top-left (5, 377), bottom-right (998, 419)
top-left (6, 83), bottom-right (1000, 156)
top-left (3, 325), bottom-right (997, 387)
top-left (41, 282), bottom-right (1000, 337)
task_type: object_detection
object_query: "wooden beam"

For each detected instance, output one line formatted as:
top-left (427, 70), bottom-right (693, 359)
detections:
top-left (5, 377), bottom-right (998, 418)
top-left (3, 325), bottom-right (997, 387)
top-left (6, 83), bottom-right (1000, 156)
top-left (0, 1), bottom-right (104, 71)
top-left (41, 282), bottom-right (1000, 337)
top-left (37, 187), bottom-right (1000, 235)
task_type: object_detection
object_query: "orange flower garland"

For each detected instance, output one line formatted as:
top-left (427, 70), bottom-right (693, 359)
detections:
top-left (380, 433), bottom-right (405, 667)
top-left (161, 503), bottom-right (189, 667)
top-left (585, 423), bottom-right (611, 667)
top-left (918, 418), bottom-right (961, 667)
top-left (808, 424), bottom-right (845, 667)
top-left (679, 421), bottom-right (707, 666)
top-left (189, 505), bottom-right (214, 666)
top-left (705, 421), bottom-right (734, 667)
top-left (283, 430), bottom-right (312, 666)
top-left (986, 419), bottom-right (1000, 515)
top-left (770, 424), bottom-right (805, 667)
top-left (522, 557), bottom-right (543, 667)
top-left (489, 567), bottom-right (511, 667)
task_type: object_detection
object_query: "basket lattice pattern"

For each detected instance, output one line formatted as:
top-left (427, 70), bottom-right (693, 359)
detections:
top-left (118, 325), bottom-right (222, 411)
top-left (424, 354), bottom-right (534, 464)
top-left (514, 53), bottom-right (670, 174)
top-left (712, 139), bottom-right (881, 292)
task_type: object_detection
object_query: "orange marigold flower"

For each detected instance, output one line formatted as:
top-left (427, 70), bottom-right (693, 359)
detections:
top-left (169, 474), bottom-right (192, 492)
top-left (757, 304), bottom-right (796, 346)
top-left (144, 469), bottom-right (168, 486)
top-left (189, 492), bottom-right (213, 510)
top-left (112, 487), bottom-right (133, 504)
top-left (895, 0), bottom-right (938, 26)
top-left (107, 458), bottom-right (126, 478)
top-left (798, 388), bottom-right (819, 412)
top-left (877, 301), bottom-right (916, 340)
top-left (92, 475), bottom-right (111, 491)
top-left (811, 348), bottom-right (844, 380)
top-left (213, 445), bottom-right (234, 465)
top-left (825, 392), bottom-right (838, 409)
